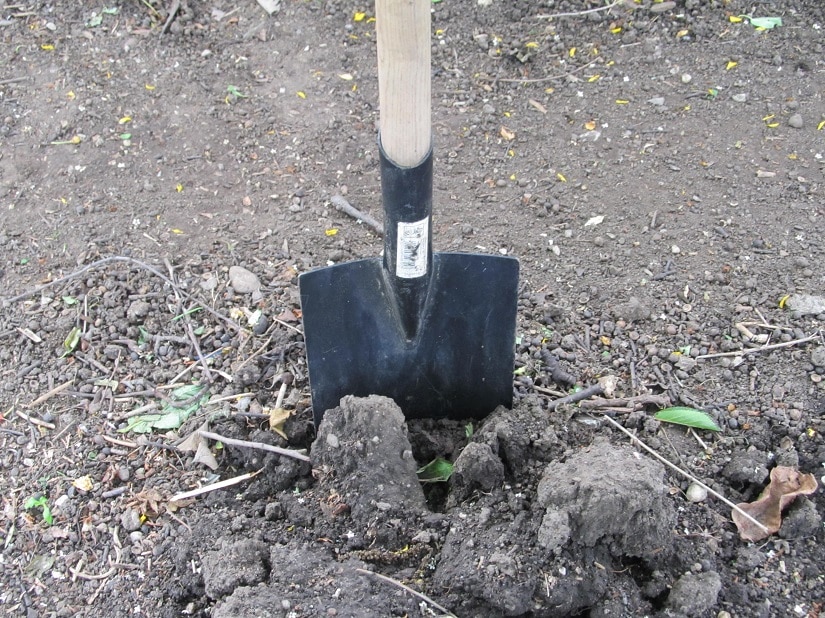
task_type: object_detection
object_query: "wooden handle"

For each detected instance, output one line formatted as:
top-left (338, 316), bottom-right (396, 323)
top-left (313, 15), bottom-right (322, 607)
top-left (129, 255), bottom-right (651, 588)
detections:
top-left (376, 0), bottom-right (431, 167)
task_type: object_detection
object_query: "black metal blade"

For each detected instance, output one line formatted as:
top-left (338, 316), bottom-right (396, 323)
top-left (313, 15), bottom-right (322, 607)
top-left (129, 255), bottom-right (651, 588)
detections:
top-left (299, 252), bottom-right (519, 425)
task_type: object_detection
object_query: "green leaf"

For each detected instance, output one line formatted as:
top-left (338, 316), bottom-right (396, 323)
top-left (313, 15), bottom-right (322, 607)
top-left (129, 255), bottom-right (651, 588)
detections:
top-left (745, 16), bottom-right (782, 29)
top-left (119, 133), bottom-right (132, 140)
top-left (172, 306), bottom-right (202, 321)
top-left (24, 496), bottom-right (53, 525)
top-left (24, 496), bottom-right (46, 510)
top-left (226, 85), bottom-right (248, 98)
top-left (655, 407), bottom-right (721, 432)
top-left (464, 423), bottom-right (474, 439)
top-left (41, 504), bottom-right (53, 526)
top-left (86, 13), bottom-right (103, 27)
top-left (120, 385), bottom-right (209, 433)
top-left (62, 295), bottom-right (79, 306)
top-left (62, 326), bottom-right (81, 356)
top-left (417, 457), bottom-right (454, 483)
top-left (102, 7), bottom-right (119, 15)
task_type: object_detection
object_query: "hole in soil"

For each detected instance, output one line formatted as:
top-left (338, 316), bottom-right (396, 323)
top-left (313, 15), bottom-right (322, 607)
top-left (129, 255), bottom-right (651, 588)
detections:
top-left (621, 556), bottom-right (669, 610)
top-left (407, 418), bottom-right (469, 512)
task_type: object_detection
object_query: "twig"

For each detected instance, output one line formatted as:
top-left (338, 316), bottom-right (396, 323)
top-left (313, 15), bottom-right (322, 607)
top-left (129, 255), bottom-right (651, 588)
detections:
top-left (160, 0), bottom-right (181, 36)
top-left (274, 382), bottom-right (287, 409)
top-left (198, 430), bottom-right (310, 462)
top-left (578, 393), bottom-right (671, 410)
top-left (184, 320), bottom-right (214, 383)
top-left (15, 409), bottom-right (55, 430)
top-left (696, 332), bottom-right (819, 360)
top-left (355, 568), bottom-right (456, 617)
top-left (536, 0), bottom-right (624, 19)
top-left (0, 76), bottom-right (29, 85)
top-left (2, 256), bottom-right (241, 333)
top-left (532, 384), bottom-right (567, 398)
top-left (169, 469), bottom-right (262, 502)
top-left (331, 195), bottom-right (384, 236)
top-left (547, 383), bottom-right (604, 411)
top-left (233, 332), bottom-right (274, 374)
top-left (102, 435), bottom-right (137, 448)
top-left (26, 380), bottom-right (74, 408)
top-left (601, 414), bottom-right (769, 534)
top-left (497, 57), bottom-right (602, 84)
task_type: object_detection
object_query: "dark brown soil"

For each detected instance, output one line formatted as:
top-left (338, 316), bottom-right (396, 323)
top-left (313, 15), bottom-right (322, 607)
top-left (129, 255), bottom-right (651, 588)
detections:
top-left (1, 1), bottom-right (824, 617)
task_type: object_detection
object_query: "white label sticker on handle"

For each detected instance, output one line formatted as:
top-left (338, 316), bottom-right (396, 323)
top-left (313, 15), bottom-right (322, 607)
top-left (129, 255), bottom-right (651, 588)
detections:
top-left (396, 217), bottom-right (429, 279)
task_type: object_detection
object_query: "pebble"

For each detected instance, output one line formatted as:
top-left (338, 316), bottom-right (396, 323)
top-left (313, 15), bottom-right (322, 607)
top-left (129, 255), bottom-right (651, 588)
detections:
top-left (686, 482), bottom-right (708, 503)
top-left (228, 265), bottom-right (261, 294)
top-left (650, 1), bottom-right (676, 13)
top-left (127, 300), bottom-right (151, 322)
top-left (120, 508), bottom-right (142, 532)
top-left (681, 74), bottom-right (692, 84)
top-left (787, 113), bottom-right (804, 129)
top-left (731, 93), bottom-right (748, 103)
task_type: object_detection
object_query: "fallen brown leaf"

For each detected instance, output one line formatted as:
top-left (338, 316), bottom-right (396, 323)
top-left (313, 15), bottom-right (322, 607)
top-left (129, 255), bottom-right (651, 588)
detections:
top-left (731, 466), bottom-right (818, 542)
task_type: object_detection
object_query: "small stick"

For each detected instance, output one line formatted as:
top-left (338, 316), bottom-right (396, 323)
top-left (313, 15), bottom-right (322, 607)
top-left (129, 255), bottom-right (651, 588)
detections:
top-left (578, 393), bottom-right (671, 410)
top-left (696, 332), bottom-right (819, 360)
top-left (198, 430), bottom-right (310, 462)
top-left (169, 469), bottom-right (262, 502)
top-left (547, 383), bottom-right (603, 411)
top-left (536, 0), bottom-right (623, 20)
top-left (27, 380), bottom-right (73, 408)
top-left (497, 57), bottom-right (602, 84)
top-left (233, 332), bottom-right (274, 374)
top-left (15, 409), bottom-right (56, 430)
top-left (273, 382), bottom-right (287, 409)
top-left (0, 76), bottom-right (29, 85)
top-left (102, 435), bottom-right (137, 448)
top-left (331, 195), bottom-right (384, 236)
top-left (601, 414), bottom-right (769, 534)
top-left (101, 487), bottom-right (128, 499)
top-left (355, 568), bottom-right (456, 617)
top-left (184, 320), bottom-right (214, 383)
top-left (160, 0), bottom-right (181, 36)
top-left (532, 384), bottom-right (567, 398)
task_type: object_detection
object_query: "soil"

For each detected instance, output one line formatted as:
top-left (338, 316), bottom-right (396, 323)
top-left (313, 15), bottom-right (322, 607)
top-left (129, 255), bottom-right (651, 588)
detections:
top-left (1, 0), bottom-right (824, 617)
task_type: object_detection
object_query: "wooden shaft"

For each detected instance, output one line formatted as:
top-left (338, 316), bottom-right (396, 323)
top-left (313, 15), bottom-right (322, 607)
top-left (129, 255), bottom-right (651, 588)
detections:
top-left (376, 0), bottom-right (431, 167)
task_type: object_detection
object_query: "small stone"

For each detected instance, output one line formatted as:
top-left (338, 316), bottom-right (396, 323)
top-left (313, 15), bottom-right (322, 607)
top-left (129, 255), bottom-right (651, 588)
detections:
top-left (325, 433), bottom-right (340, 448)
top-left (671, 245), bottom-right (680, 254)
top-left (264, 501), bottom-right (283, 521)
top-left (731, 93), bottom-right (748, 103)
top-left (647, 96), bottom-right (665, 106)
top-left (681, 73), bottom-right (692, 84)
top-left (787, 113), bottom-right (804, 129)
top-left (650, 1), bottom-right (675, 13)
top-left (686, 482), bottom-right (708, 503)
top-left (127, 300), bottom-right (151, 322)
top-left (811, 347), bottom-right (825, 368)
top-left (120, 508), bottom-right (142, 532)
top-left (228, 265), bottom-right (261, 294)
top-left (665, 571), bottom-right (722, 615)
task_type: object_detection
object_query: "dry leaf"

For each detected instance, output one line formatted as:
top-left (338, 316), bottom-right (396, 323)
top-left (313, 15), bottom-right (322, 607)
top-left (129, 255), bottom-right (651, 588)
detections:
top-left (500, 126), bottom-right (515, 141)
top-left (178, 422), bottom-right (219, 470)
top-left (72, 475), bottom-right (94, 492)
top-left (528, 99), bottom-right (547, 114)
top-left (268, 407), bottom-right (293, 440)
top-left (731, 466), bottom-right (818, 542)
